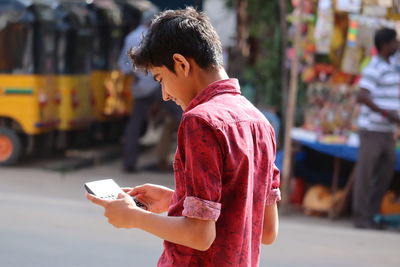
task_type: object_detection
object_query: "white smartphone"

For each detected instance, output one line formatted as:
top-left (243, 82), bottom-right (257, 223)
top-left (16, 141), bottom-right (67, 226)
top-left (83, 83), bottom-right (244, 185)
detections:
top-left (84, 179), bottom-right (147, 210)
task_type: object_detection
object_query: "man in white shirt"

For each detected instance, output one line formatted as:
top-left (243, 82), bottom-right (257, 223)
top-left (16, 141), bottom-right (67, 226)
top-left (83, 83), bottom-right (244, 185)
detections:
top-left (353, 28), bottom-right (400, 229)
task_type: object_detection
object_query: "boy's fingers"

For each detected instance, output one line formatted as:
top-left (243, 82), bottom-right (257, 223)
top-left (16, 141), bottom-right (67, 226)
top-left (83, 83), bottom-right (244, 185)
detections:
top-left (131, 185), bottom-right (145, 196)
top-left (86, 193), bottom-right (110, 207)
top-left (121, 187), bottom-right (134, 194)
top-left (117, 192), bottom-right (130, 199)
top-left (134, 193), bottom-right (144, 200)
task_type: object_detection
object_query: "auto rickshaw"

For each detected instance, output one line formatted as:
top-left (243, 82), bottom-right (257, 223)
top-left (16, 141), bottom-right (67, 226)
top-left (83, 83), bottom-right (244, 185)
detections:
top-left (52, 2), bottom-right (93, 136)
top-left (84, 0), bottom-right (131, 141)
top-left (0, 0), bottom-right (59, 165)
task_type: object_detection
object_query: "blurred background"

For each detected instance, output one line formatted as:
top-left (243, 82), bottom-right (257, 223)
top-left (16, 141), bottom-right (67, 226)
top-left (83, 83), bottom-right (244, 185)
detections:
top-left (0, 0), bottom-right (400, 266)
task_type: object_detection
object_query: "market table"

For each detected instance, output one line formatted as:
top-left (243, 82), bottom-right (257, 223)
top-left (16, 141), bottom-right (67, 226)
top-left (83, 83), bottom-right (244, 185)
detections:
top-left (293, 139), bottom-right (400, 171)
top-left (279, 128), bottom-right (400, 219)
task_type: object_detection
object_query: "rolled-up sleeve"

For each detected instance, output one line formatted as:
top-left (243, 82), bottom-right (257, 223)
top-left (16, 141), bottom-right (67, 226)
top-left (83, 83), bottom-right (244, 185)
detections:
top-left (183, 196), bottom-right (221, 221)
top-left (266, 164), bottom-right (281, 206)
top-left (178, 116), bottom-right (224, 221)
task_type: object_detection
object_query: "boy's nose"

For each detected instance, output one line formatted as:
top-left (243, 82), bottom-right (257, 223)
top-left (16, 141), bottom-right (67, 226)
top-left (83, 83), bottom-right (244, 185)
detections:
top-left (162, 89), bottom-right (170, 101)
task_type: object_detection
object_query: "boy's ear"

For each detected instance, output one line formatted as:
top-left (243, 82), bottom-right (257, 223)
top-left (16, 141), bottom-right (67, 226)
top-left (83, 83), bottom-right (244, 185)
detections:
top-left (172, 53), bottom-right (190, 77)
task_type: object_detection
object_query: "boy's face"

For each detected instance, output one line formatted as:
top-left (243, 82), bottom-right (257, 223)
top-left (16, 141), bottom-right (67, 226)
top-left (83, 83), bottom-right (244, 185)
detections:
top-left (388, 39), bottom-right (399, 56)
top-left (149, 55), bottom-right (195, 110)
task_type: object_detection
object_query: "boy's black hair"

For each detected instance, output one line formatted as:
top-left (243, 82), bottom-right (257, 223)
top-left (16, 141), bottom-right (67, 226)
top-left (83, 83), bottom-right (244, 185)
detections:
top-left (374, 28), bottom-right (397, 52)
top-left (130, 7), bottom-right (223, 72)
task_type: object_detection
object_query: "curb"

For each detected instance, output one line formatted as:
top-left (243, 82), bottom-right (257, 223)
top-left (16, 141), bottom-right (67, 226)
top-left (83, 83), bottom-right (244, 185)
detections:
top-left (42, 146), bottom-right (121, 172)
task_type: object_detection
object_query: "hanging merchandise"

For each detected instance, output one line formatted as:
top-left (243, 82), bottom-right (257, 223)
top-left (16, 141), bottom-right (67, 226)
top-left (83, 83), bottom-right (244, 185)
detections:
top-left (303, 82), bottom-right (359, 138)
top-left (315, 0), bottom-right (334, 54)
top-left (395, 0), bottom-right (400, 12)
top-left (341, 16), bottom-right (363, 75)
top-left (328, 13), bottom-right (348, 68)
top-left (388, 0), bottom-right (400, 19)
top-left (363, 0), bottom-right (378, 4)
top-left (357, 16), bottom-right (377, 54)
top-left (363, 5), bottom-right (388, 17)
top-left (336, 0), bottom-right (362, 13)
top-left (345, 16), bottom-right (358, 48)
top-left (287, 0), bottom-right (400, 143)
top-left (378, 0), bottom-right (393, 8)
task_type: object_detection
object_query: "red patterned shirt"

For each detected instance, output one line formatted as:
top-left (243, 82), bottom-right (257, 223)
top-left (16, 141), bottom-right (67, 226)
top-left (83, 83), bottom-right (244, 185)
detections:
top-left (158, 79), bottom-right (281, 267)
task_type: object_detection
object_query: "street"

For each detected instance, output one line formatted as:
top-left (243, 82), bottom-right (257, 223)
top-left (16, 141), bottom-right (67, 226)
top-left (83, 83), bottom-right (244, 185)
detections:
top-left (1, 157), bottom-right (399, 267)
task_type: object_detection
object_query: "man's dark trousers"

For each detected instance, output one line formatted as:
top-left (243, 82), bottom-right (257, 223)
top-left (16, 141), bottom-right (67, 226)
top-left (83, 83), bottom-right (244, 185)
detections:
top-left (123, 90), bottom-right (181, 171)
top-left (352, 130), bottom-right (396, 226)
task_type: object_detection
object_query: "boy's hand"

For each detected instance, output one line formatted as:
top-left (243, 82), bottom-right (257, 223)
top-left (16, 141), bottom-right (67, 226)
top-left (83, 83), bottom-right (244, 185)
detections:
top-left (86, 192), bottom-right (145, 229)
top-left (124, 184), bottom-right (174, 214)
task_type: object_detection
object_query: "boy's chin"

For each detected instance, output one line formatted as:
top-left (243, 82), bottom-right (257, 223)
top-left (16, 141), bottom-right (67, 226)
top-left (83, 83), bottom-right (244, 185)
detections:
top-left (175, 101), bottom-right (185, 110)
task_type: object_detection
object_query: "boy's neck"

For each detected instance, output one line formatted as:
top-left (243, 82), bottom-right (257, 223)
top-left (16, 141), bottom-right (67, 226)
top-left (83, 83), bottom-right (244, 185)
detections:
top-left (192, 66), bottom-right (229, 97)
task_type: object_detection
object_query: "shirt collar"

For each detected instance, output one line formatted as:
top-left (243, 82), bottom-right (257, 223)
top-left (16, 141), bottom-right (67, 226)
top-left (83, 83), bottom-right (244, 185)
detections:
top-left (185, 78), bottom-right (241, 112)
top-left (376, 55), bottom-right (391, 65)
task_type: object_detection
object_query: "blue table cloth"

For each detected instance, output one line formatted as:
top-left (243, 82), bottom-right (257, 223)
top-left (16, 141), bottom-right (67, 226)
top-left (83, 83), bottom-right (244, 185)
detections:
top-left (291, 139), bottom-right (400, 172)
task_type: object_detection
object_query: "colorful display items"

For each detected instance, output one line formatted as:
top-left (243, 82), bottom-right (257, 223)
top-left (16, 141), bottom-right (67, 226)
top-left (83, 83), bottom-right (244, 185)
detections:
top-left (287, 0), bottom-right (400, 143)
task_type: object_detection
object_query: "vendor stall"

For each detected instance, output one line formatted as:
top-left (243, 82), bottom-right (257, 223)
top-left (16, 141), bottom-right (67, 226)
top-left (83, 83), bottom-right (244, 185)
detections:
top-left (282, 0), bottom-right (400, 218)
top-left (289, 0), bottom-right (400, 139)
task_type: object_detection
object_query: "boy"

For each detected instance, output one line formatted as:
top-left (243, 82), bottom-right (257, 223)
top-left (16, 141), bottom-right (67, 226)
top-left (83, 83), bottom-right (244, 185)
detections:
top-left (87, 7), bottom-right (280, 266)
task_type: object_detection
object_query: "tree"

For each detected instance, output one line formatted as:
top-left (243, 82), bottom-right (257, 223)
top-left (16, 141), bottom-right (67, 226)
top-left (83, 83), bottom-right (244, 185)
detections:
top-left (226, 0), bottom-right (287, 110)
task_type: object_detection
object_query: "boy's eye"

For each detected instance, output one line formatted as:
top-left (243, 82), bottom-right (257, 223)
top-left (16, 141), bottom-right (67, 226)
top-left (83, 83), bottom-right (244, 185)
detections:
top-left (153, 76), bottom-right (162, 83)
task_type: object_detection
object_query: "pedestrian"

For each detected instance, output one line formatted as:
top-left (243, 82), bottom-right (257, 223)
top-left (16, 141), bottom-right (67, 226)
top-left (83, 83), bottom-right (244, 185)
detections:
top-left (87, 7), bottom-right (280, 266)
top-left (353, 27), bottom-right (400, 229)
top-left (118, 7), bottom-right (181, 173)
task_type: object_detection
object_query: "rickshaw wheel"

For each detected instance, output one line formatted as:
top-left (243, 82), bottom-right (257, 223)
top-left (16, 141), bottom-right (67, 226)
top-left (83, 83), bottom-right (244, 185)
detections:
top-left (0, 127), bottom-right (22, 166)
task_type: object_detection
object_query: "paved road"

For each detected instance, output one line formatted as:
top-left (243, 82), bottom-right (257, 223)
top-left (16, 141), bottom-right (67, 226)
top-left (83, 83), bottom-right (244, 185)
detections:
top-left (1, 159), bottom-right (399, 267)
